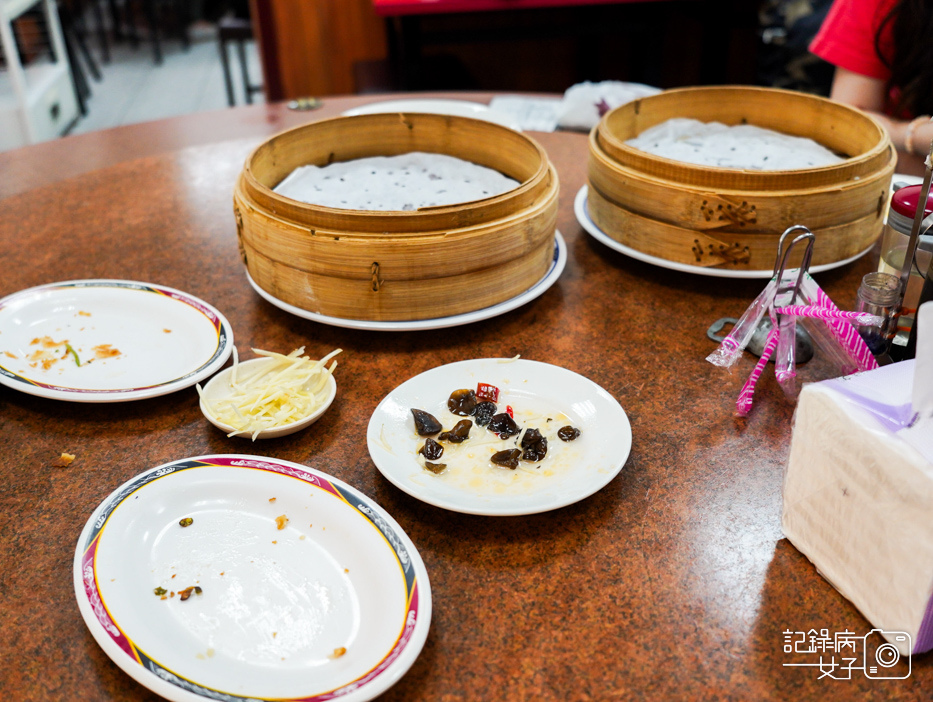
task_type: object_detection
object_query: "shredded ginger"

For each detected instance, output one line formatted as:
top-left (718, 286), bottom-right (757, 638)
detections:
top-left (198, 346), bottom-right (341, 440)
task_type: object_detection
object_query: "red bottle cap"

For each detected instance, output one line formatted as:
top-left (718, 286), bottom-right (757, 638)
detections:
top-left (890, 184), bottom-right (933, 218)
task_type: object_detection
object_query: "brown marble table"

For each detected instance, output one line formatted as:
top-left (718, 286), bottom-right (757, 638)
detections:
top-left (0, 94), bottom-right (926, 701)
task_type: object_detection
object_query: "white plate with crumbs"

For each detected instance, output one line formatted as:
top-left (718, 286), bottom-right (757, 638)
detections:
top-left (574, 186), bottom-right (873, 279)
top-left (74, 454), bottom-right (431, 702)
top-left (342, 99), bottom-right (523, 131)
top-left (367, 358), bottom-right (631, 516)
top-left (249, 231), bottom-right (566, 331)
top-left (0, 280), bottom-right (233, 402)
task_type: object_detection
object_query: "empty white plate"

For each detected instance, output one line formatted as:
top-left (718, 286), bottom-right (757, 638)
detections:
top-left (343, 98), bottom-right (522, 131)
top-left (74, 454), bottom-right (431, 701)
top-left (0, 280), bottom-right (233, 402)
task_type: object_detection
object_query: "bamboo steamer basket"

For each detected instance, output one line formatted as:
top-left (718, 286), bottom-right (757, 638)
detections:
top-left (587, 86), bottom-right (896, 271)
top-left (234, 113), bottom-right (559, 321)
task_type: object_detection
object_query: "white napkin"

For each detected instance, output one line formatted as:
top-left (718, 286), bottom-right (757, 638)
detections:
top-left (556, 80), bottom-right (661, 132)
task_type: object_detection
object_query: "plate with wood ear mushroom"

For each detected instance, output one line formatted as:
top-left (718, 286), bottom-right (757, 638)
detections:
top-left (367, 357), bottom-right (632, 516)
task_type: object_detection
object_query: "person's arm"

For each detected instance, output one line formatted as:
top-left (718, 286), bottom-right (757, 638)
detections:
top-left (831, 67), bottom-right (933, 174)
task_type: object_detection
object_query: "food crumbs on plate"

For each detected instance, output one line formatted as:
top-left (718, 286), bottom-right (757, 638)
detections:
top-left (53, 452), bottom-right (76, 467)
top-left (78, 311), bottom-right (91, 317)
top-left (179, 517), bottom-right (194, 527)
top-left (178, 586), bottom-right (203, 601)
top-left (28, 347), bottom-right (59, 370)
top-left (163, 328), bottom-right (172, 333)
top-left (273, 632), bottom-right (277, 639)
top-left (330, 647), bottom-right (347, 659)
top-left (269, 497), bottom-right (277, 503)
top-left (32, 336), bottom-right (60, 348)
top-left (2, 351), bottom-right (16, 359)
top-left (207, 648), bottom-right (215, 658)
top-left (93, 344), bottom-right (121, 359)
top-left (275, 514), bottom-right (289, 530)
top-left (23, 337), bottom-right (93, 370)
top-left (171, 574), bottom-right (176, 579)
top-left (299, 535), bottom-right (306, 541)
top-left (154, 586), bottom-right (167, 596)
top-left (272, 540), bottom-right (277, 544)
top-left (344, 568), bottom-right (349, 573)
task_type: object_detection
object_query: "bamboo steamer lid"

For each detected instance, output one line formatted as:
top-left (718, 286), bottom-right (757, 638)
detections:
top-left (235, 113), bottom-right (559, 321)
top-left (587, 86), bottom-right (896, 271)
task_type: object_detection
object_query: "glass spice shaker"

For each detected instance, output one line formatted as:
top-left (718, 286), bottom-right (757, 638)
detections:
top-left (878, 183), bottom-right (933, 349)
top-left (855, 272), bottom-right (902, 356)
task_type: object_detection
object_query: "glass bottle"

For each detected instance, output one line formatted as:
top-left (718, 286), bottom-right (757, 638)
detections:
top-left (878, 184), bottom-right (933, 350)
top-left (855, 272), bottom-right (902, 356)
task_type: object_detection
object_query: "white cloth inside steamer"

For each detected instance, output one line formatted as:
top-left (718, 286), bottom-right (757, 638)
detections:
top-left (625, 118), bottom-right (845, 170)
top-left (273, 152), bottom-right (520, 211)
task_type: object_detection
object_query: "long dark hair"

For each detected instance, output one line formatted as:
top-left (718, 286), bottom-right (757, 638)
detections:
top-left (877, 0), bottom-right (933, 116)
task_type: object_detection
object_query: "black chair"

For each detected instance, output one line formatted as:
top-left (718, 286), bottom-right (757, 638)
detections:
top-left (218, 16), bottom-right (262, 106)
top-left (57, 1), bottom-right (102, 116)
top-left (111, 0), bottom-right (189, 64)
top-left (60, 0), bottom-right (110, 63)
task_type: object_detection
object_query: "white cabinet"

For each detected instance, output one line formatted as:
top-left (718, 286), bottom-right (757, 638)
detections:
top-left (0, 0), bottom-right (79, 150)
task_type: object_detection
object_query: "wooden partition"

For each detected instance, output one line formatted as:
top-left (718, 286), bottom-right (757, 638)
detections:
top-left (249, 0), bottom-right (757, 99)
top-left (250, 0), bottom-right (388, 100)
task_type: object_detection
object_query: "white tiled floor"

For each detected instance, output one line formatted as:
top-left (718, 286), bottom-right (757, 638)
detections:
top-left (68, 27), bottom-right (263, 136)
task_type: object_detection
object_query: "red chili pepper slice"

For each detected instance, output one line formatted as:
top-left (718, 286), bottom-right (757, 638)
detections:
top-left (476, 382), bottom-right (499, 403)
top-left (506, 405), bottom-right (513, 418)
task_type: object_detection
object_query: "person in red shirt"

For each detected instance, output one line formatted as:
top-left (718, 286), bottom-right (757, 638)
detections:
top-left (811, 0), bottom-right (933, 174)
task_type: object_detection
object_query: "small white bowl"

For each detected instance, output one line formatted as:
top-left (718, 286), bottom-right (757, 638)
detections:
top-left (199, 357), bottom-right (337, 439)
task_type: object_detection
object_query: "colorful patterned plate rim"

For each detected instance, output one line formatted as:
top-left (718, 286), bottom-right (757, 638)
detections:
top-left (73, 454), bottom-right (431, 702)
top-left (247, 231), bottom-right (566, 331)
top-left (574, 185), bottom-right (873, 279)
top-left (0, 279), bottom-right (233, 402)
top-left (367, 358), bottom-right (632, 516)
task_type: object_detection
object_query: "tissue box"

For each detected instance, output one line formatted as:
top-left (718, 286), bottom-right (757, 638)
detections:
top-left (783, 360), bottom-right (933, 655)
